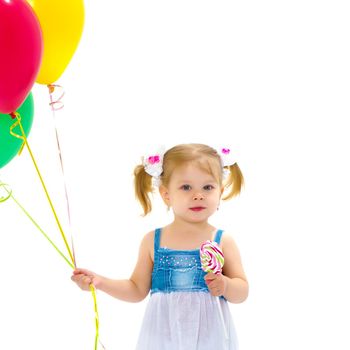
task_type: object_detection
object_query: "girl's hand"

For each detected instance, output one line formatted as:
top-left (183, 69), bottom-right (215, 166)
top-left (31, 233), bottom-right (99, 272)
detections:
top-left (71, 268), bottom-right (102, 291)
top-left (204, 272), bottom-right (227, 297)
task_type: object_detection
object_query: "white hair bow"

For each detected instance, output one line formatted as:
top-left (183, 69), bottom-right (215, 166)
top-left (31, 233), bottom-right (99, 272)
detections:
top-left (216, 147), bottom-right (237, 181)
top-left (143, 146), bottom-right (166, 187)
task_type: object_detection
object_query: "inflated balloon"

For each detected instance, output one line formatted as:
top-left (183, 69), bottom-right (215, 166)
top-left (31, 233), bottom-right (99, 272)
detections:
top-left (0, 93), bottom-right (34, 169)
top-left (0, 0), bottom-right (43, 114)
top-left (27, 0), bottom-right (85, 84)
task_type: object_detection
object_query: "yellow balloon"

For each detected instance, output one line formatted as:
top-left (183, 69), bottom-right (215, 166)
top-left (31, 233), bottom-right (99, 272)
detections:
top-left (27, 0), bottom-right (85, 85)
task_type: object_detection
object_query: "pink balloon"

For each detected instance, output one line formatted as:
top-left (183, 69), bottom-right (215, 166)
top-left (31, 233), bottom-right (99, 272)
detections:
top-left (0, 0), bottom-right (43, 114)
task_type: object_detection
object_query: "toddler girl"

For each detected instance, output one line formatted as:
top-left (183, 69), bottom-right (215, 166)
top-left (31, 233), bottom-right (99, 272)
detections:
top-left (71, 143), bottom-right (249, 349)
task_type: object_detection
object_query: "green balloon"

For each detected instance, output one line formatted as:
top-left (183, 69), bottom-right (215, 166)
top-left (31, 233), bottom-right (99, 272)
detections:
top-left (0, 93), bottom-right (34, 169)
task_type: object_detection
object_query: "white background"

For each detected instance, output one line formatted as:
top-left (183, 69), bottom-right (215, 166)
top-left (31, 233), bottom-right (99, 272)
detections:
top-left (1, 0), bottom-right (350, 349)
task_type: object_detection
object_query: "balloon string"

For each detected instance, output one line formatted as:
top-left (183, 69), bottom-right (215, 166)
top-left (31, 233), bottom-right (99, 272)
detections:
top-left (91, 284), bottom-right (99, 350)
top-left (9, 108), bottom-right (105, 349)
top-left (90, 284), bottom-right (106, 350)
top-left (0, 182), bottom-right (13, 203)
top-left (10, 112), bottom-right (75, 266)
top-left (48, 84), bottom-right (65, 111)
top-left (47, 86), bottom-right (106, 349)
top-left (0, 182), bottom-right (74, 269)
top-left (9, 115), bottom-right (25, 155)
top-left (1, 182), bottom-right (105, 349)
top-left (47, 84), bottom-right (77, 267)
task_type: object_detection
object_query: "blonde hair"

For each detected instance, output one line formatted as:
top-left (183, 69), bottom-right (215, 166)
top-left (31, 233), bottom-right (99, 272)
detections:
top-left (134, 143), bottom-right (244, 215)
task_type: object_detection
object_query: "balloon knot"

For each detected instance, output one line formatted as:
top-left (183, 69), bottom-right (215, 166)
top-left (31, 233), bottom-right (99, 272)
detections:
top-left (48, 84), bottom-right (55, 94)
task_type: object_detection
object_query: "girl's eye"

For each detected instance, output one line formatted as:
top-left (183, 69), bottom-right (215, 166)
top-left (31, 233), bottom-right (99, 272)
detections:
top-left (204, 185), bottom-right (214, 191)
top-left (181, 184), bottom-right (191, 191)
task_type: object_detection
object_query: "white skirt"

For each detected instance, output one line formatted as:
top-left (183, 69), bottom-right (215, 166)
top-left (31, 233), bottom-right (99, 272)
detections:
top-left (136, 291), bottom-right (239, 350)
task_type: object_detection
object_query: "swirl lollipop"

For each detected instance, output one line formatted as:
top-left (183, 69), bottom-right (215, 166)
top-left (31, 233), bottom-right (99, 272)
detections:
top-left (200, 240), bottom-right (224, 274)
top-left (200, 240), bottom-right (229, 340)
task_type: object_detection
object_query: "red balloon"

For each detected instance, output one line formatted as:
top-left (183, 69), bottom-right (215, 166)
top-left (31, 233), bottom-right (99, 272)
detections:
top-left (0, 0), bottom-right (43, 114)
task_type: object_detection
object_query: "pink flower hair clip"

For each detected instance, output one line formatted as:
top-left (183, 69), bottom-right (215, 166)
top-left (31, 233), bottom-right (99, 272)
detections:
top-left (217, 147), bottom-right (237, 181)
top-left (143, 147), bottom-right (165, 187)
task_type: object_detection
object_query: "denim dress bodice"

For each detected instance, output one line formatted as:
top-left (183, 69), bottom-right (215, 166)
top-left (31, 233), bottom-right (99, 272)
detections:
top-left (151, 228), bottom-right (224, 294)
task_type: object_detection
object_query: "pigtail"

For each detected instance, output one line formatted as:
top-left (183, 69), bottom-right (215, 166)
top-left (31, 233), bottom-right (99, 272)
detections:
top-left (222, 163), bottom-right (244, 200)
top-left (134, 164), bottom-right (154, 216)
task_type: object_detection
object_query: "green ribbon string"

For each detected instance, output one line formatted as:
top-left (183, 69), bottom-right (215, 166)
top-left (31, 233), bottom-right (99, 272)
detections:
top-left (0, 182), bottom-right (73, 269)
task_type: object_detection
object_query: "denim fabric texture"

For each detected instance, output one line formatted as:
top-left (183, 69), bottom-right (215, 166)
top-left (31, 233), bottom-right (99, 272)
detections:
top-left (151, 228), bottom-right (224, 294)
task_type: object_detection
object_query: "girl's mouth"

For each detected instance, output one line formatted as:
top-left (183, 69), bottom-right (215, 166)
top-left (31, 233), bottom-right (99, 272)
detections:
top-left (190, 207), bottom-right (206, 211)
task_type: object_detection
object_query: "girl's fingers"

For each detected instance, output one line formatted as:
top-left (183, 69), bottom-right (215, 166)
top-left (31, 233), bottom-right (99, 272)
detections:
top-left (71, 273), bottom-right (91, 284)
top-left (73, 268), bottom-right (92, 276)
top-left (204, 272), bottom-right (216, 280)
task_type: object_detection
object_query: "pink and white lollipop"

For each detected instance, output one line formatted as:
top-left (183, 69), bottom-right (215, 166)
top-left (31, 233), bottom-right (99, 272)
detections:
top-left (200, 240), bottom-right (229, 340)
top-left (200, 240), bottom-right (224, 274)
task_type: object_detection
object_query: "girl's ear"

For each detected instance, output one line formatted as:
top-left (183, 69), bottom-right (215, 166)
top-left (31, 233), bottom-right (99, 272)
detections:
top-left (159, 185), bottom-right (170, 205)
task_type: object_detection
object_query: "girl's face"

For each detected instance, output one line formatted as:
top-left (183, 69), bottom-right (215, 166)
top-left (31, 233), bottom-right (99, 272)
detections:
top-left (160, 163), bottom-right (222, 224)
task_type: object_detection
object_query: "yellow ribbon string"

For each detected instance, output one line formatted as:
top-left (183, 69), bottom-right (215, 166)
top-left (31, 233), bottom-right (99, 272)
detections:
top-left (90, 284), bottom-right (104, 350)
top-left (11, 112), bottom-right (75, 266)
top-left (9, 115), bottom-right (25, 155)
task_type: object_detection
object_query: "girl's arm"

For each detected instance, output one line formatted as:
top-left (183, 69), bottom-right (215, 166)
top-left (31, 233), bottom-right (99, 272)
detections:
top-left (205, 233), bottom-right (249, 303)
top-left (71, 231), bottom-right (154, 303)
top-left (221, 233), bottom-right (249, 303)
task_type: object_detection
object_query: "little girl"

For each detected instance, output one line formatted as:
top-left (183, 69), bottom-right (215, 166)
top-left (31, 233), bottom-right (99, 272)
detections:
top-left (71, 143), bottom-right (249, 350)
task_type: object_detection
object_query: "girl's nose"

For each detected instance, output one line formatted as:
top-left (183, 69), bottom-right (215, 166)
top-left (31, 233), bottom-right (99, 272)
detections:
top-left (193, 192), bottom-right (204, 200)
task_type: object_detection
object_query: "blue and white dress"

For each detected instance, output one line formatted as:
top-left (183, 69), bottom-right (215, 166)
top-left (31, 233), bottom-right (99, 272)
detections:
top-left (136, 228), bottom-right (239, 350)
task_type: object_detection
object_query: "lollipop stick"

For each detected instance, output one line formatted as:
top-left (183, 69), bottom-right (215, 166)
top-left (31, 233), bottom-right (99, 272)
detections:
top-left (200, 240), bottom-right (229, 340)
top-left (216, 297), bottom-right (229, 340)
